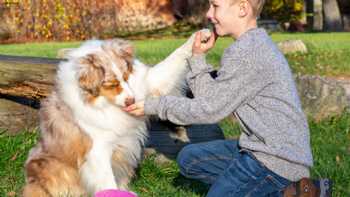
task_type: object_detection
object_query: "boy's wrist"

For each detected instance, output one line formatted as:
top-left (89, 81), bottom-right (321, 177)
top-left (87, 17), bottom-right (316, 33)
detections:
top-left (144, 97), bottom-right (161, 115)
top-left (188, 54), bottom-right (211, 74)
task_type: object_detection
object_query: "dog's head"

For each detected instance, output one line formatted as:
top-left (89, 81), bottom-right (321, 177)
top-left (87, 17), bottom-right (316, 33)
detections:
top-left (72, 39), bottom-right (136, 107)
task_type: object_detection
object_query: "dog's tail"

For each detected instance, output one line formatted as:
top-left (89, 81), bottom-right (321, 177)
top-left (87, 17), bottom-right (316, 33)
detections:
top-left (23, 156), bottom-right (85, 197)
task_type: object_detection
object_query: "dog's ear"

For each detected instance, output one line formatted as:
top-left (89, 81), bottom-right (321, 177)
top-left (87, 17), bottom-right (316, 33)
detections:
top-left (120, 45), bottom-right (134, 64)
top-left (108, 39), bottom-right (134, 67)
top-left (78, 54), bottom-right (105, 96)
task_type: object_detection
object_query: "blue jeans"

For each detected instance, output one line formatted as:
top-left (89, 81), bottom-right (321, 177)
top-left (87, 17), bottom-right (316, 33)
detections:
top-left (176, 140), bottom-right (291, 197)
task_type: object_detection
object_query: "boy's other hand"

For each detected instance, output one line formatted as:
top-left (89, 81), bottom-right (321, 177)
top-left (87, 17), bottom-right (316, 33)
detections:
top-left (192, 31), bottom-right (217, 56)
top-left (123, 101), bottom-right (145, 117)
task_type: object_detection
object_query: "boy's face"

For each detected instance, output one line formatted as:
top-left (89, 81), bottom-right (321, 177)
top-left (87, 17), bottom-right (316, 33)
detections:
top-left (206, 0), bottom-right (238, 36)
top-left (206, 0), bottom-right (249, 37)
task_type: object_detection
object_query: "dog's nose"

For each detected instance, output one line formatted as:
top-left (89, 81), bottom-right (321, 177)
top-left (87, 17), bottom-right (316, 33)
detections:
top-left (125, 97), bottom-right (135, 106)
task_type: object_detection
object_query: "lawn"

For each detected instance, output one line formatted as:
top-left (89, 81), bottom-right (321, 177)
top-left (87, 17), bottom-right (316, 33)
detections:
top-left (0, 32), bottom-right (350, 77)
top-left (0, 32), bottom-right (350, 196)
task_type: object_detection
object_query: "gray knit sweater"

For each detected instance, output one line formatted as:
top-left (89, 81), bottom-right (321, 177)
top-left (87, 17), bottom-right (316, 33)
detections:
top-left (145, 28), bottom-right (313, 181)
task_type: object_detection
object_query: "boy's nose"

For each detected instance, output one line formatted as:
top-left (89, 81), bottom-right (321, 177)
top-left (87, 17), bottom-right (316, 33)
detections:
top-left (206, 6), bottom-right (214, 21)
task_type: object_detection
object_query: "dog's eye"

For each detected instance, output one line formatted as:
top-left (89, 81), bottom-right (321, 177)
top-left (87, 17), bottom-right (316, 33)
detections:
top-left (103, 81), bottom-right (120, 89)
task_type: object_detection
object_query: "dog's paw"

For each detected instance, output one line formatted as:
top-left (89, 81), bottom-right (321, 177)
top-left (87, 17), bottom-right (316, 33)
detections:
top-left (198, 28), bottom-right (212, 43)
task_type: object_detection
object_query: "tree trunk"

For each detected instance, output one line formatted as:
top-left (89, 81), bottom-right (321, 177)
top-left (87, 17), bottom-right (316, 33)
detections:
top-left (337, 0), bottom-right (350, 31)
top-left (0, 97), bottom-right (39, 134)
top-left (343, 14), bottom-right (350, 31)
top-left (314, 0), bottom-right (323, 31)
top-left (323, 0), bottom-right (343, 31)
top-left (0, 55), bottom-right (226, 154)
top-left (0, 55), bottom-right (58, 100)
top-left (306, 0), bottom-right (314, 30)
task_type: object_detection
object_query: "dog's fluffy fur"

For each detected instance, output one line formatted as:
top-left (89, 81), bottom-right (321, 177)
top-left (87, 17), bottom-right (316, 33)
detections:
top-left (23, 30), bottom-right (210, 196)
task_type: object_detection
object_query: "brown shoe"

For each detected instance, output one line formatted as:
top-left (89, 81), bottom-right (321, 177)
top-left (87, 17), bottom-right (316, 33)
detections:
top-left (283, 178), bottom-right (321, 197)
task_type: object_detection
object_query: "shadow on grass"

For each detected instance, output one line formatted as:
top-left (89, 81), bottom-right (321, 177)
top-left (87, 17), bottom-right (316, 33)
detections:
top-left (172, 174), bottom-right (209, 196)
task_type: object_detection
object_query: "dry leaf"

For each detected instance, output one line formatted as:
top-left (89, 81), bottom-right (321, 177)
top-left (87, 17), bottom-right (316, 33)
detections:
top-left (336, 155), bottom-right (341, 163)
top-left (10, 152), bottom-right (19, 161)
top-left (7, 191), bottom-right (16, 197)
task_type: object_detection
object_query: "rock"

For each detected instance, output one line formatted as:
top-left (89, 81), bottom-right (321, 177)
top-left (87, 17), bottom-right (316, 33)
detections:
top-left (295, 75), bottom-right (349, 121)
top-left (325, 76), bottom-right (350, 104)
top-left (277, 40), bottom-right (308, 54)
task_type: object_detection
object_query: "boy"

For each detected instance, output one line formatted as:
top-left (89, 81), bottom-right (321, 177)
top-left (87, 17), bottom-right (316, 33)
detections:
top-left (125, 0), bottom-right (314, 196)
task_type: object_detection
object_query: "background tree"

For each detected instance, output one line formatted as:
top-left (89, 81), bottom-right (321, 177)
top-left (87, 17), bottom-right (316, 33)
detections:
top-left (323, 0), bottom-right (343, 31)
top-left (261, 0), bottom-right (304, 30)
top-left (337, 0), bottom-right (350, 31)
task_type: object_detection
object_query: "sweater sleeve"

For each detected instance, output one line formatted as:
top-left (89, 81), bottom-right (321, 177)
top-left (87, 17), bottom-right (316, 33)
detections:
top-left (144, 57), bottom-right (273, 125)
top-left (185, 54), bottom-right (215, 94)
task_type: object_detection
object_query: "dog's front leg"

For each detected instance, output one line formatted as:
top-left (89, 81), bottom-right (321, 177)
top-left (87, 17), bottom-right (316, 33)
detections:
top-left (80, 143), bottom-right (117, 194)
top-left (146, 29), bottom-right (211, 96)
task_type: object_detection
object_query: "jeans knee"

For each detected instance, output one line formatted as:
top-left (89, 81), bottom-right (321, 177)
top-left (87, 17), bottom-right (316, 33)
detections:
top-left (176, 144), bottom-right (197, 175)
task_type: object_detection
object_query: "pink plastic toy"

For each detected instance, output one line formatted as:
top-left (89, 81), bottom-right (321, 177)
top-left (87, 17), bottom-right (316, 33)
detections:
top-left (94, 189), bottom-right (138, 197)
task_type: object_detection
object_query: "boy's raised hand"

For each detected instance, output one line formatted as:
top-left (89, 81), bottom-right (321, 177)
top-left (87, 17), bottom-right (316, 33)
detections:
top-left (192, 30), bottom-right (217, 56)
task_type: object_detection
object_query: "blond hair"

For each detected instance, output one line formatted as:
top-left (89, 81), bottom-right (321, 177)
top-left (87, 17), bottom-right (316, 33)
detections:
top-left (231, 0), bottom-right (266, 17)
top-left (250, 0), bottom-right (265, 16)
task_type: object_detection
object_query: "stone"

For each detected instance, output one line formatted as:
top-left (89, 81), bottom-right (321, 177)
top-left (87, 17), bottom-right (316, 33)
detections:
top-left (277, 40), bottom-right (308, 54)
top-left (295, 75), bottom-right (349, 121)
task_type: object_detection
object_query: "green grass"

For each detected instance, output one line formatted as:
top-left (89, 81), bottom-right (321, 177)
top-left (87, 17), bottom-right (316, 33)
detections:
top-left (0, 130), bottom-right (38, 196)
top-left (0, 32), bottom-right (350, 77)
top-left (1, 113), bottom-right (350, 196)
top-left (0, 33), bottom-right (349, 196)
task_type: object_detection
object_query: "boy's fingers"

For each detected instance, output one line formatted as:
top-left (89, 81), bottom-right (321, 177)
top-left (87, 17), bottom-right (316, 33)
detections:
top-left (208, 32), bottom-right (216, 45)
top-left (194, 32), bottom-right (202, 47)
top-left (123, 104), bottom-right (136, 112)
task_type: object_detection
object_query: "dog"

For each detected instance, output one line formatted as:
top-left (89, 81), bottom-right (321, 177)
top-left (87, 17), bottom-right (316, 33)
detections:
top-left (23, 29), bottom-right (211, 196)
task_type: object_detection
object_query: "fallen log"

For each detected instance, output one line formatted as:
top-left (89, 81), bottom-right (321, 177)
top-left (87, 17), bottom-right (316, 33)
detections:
top-left (0, 55), bottom-right (59, 100)
top-left (0, 97), bottom-right (39, 133)
top-left (0, 54), bottom-right (349, 142)
top-left (0, 54), bottom-right (225, 158)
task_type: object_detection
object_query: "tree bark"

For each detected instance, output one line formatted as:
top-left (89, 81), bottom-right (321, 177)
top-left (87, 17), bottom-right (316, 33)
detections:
top-left (0, 55), bottom-right (58, 100)
top-left (314, 0), bottom-right (323, 31)
top-left (323, 0), bottom-right (343, 31)
top-left (306, 0), bottom-right (314, 30)
top-left (0, 97), bottom-right (39, 134)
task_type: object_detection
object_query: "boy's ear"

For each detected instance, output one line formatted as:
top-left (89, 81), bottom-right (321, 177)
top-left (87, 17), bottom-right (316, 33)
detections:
top-left (238, 0), bottom-right (249, 17)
